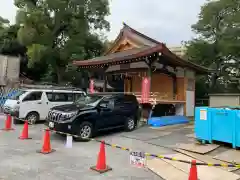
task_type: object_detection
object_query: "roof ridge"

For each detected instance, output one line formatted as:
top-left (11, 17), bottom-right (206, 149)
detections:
top-left (122, 22), bottom-right (162, 45)
top-left (104, 23), bottom-right (162, 55)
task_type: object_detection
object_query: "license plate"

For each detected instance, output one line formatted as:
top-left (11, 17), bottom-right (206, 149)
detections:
top-left (49, 122), bottom-right (54, 128)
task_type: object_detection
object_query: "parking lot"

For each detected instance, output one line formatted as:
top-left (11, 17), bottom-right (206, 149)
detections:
top-left (0, 114), bottom-right (168, 180)
top-left (2, 113), bottom-right (240, 179)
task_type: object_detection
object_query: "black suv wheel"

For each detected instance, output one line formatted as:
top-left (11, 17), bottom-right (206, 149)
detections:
top-left (124, 117), bottom-right (136, 132)
top-left (74, 121), bottom-right (93, 141)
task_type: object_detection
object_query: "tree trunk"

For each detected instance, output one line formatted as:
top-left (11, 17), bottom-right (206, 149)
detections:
top-left (56, 66), bottom-right (63, 84)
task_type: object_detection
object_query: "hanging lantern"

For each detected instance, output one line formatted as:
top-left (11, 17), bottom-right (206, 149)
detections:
top-left (141, 77), bottom-right (150, 103)
top-left (89, 79), bottom-right (94, 94)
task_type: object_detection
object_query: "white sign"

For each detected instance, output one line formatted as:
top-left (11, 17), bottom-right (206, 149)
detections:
top-left (200, 109), bottom-right (207, 120)
top-left (65, 135), bottom-right (73, 148)
top-left (130, 151), bottom-right (146, 168)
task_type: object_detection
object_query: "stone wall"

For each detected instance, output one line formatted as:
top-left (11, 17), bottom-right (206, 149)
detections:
top-left (0, 55), bottom-right (20, 86)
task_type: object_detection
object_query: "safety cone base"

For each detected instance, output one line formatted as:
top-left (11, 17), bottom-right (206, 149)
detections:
top-left (90, 165), bottom-right (112, 174)
top-left (1, 128), bottom-right (15, 131)
top-left (36, 149), bottom-right (56, 154)
top-left (18, 136), bottom-right (32, 140)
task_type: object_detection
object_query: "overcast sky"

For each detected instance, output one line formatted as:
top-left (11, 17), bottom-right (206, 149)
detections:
top-left (0, 0), bottom-right (207, 46)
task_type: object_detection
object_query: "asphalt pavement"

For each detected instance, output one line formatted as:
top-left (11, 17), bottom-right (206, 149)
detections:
top-left (0, 114), bottom-right (163, 180)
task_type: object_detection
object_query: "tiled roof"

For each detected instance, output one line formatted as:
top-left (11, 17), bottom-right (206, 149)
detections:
top-left (73, 23), bottom-right (210, 74)
top-left (73, 45), bottom-right (161, 66)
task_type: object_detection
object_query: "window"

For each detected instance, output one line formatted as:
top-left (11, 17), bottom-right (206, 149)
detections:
top-left (67, 93), bottom-right (74, 101)
top-left (23, 92), bottom-right (42, 101)
top-left (75, 94), bottom-right (102, 105)
top-left (46, 92), bottom-right (80, 102)
top-left (46, 92), bottom-right (54, 101)
top-left (74, 93), bottom-right (85, 101)
top-left (9, 90), bottom-right (26, 100)
top-left (99, 97), bottom-right (114, 109)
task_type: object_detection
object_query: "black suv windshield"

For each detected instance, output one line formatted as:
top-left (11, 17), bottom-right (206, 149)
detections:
top-left (75, 94), bottom-right (103, 106)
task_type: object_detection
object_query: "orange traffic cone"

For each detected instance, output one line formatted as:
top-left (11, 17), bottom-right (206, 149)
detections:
top-left (189, 160), bottom-right (198, 180)
top-left (1, 114), bottom-right (14, 131)
top-left (37, 129), bottom-right (55, 154)
top-left (19, 121), bottom-right (32, 140)
top-left (90, 141), bottom-right (112, 173)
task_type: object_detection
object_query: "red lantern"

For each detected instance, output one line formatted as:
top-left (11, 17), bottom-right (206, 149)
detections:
top-left (89, 79), bottom-right (94, 94)
top-left (141, 77), bottom-right (150, 103)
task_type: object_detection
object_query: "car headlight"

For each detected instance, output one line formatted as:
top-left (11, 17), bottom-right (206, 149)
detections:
top-left (62, 111), bottom-right (78, 119)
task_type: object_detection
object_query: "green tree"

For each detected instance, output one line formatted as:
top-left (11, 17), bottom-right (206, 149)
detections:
top-left (185, 0), bottom-right (240, 93)
top-left (0, 24), bottom-right (26, 56)
top-left (15, 0), bottom-right (110, 83)
top-left (0, 21), bottom-right (48, 81)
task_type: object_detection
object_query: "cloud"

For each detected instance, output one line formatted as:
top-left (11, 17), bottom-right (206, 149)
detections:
top-left (0, 0), bottom-right (207, 45)
top-left (0, 0), bottom-right (17, 24)
top-left (106, 0), bottom-right (207, 45)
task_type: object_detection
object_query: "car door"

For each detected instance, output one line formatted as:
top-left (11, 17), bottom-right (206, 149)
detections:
top-left (97, 97), bottom-right (116, 129)
top-left (19, 91), bottom-right (44, 119)
top-left (112, 97), bottom-right (127, 126)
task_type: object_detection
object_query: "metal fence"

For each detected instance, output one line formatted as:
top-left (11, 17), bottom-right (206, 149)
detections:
top-left (0, 87), bottom-right (20, 113)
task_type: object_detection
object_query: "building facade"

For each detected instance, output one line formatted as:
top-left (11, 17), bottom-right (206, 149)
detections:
top-left (73, 23), bottom-right (209, 117)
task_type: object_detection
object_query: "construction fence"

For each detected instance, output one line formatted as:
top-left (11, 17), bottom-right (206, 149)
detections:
top-left (0, 86), bottom-right (20, 113)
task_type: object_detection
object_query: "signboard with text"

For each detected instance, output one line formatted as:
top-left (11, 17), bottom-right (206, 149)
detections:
top-left (130, 151), bottom-right (146, 168)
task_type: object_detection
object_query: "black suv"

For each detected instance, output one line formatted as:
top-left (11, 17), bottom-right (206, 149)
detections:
top-left (46, 93), bottom-right (141, 140)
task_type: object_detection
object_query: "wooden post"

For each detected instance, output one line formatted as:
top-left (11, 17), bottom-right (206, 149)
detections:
top-left (147, 67), bottom-right (152, 92)
top-left (103, 75), bottom-right (107, 92)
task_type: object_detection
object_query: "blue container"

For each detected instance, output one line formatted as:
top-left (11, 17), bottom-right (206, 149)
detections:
top-left (211, 108), bottom-right (236, 146)
top-left (235, 111), bottom-right (240, 147)
top-left (195, 107), bottom-right (240, 148)
top-left (195, 107), bottom-right (212, 144)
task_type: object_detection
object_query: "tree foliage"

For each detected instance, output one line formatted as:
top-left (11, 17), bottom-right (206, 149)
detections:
top-left (15, 0), bottom-right (110, 83)
top-left (185, 0), bottom-right (240, 95)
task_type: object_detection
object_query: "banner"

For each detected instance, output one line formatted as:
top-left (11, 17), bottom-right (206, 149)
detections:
top-left (89, 79), bottom-right (94, 94)
top-left (141, 77), bottom-right (150, 103)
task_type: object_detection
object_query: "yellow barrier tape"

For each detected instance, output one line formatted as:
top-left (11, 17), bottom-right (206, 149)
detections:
top-left (41, 128), bottom-right (240, 168)
top-left (8, 116), bottom-right (240, 168)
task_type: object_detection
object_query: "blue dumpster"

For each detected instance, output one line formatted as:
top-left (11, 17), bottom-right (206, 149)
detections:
top-left (195, 107), bottom-right (240, 148)
top-left (195, 107), bottom-right (212, 144)
top-left (235, 111), bottom-right (240, 147)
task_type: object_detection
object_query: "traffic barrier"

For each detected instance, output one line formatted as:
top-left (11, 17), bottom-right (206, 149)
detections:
top-left (19, 121), bottom-right (32, 140)
top-left (37, 129), bottom-right (55, 154)
top-left (188, 160), bottom-right (198, 180)
top-left (3, 115), bottom-right (240, 169)
top-left (90, 141), bottom-right (112, 173)
top-left (48, 128), bottom-right (240, 168)
top-left (1, 114), bottom-right (14, 131)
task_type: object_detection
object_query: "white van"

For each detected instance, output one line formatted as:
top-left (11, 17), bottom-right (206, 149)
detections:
top-left (3, 89), bottom-right (86, 124)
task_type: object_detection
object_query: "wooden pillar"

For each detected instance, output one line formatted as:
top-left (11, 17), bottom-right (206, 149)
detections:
top-left (173, 76), bottom-right (177, 99)
top-left (103, 67), bottom-right (108, 92)
top-left (147, 67), bottom-right (152, 92)
top-left (103, 75), bottom-right (107, 92)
